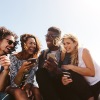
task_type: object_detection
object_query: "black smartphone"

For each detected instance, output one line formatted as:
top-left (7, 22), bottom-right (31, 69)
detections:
top-left (27, 58), bottom-right (37, 63)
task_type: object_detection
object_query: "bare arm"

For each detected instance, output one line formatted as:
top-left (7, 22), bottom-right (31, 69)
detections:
top-left (62, 48), bottom-right (95, 76)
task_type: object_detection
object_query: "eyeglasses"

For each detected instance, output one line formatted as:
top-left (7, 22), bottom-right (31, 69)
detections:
top-left (45, 34), bottom-right (59, 39)
top-left (5, 39), bottom-right (17, 46)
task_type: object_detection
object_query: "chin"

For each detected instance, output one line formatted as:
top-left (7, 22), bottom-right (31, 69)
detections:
top-left (28, 52), bottom-right (34, 55)
top-left (66, 51), bottom-right (71, 53)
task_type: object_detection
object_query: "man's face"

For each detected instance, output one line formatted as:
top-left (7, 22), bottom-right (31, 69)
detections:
top-left (0, 35), bottom-right (16, 55)
top-left (45, 31), bottom-right (58, 49)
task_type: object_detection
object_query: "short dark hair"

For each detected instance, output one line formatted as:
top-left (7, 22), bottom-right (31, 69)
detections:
top-left (0, 26), bottom-right (18, 40)
top-left (48, 26), bottom-right (61, 37)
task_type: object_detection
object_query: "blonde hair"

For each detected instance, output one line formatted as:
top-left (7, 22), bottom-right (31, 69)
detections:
top-left (62, 34), bottom-right (78, 65)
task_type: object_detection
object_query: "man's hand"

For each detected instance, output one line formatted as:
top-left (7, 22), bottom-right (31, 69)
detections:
top-left (0, 55), bottom-right (10, 70)
top-left (43, 57), bottom-right (58, 72)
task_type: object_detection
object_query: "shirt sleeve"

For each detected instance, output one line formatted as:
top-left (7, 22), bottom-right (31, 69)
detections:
top-left (9, 55), bottom-right (19, 87)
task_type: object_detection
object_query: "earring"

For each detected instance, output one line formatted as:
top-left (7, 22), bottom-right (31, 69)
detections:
top-left (24, 43), bottom-right (28, 50)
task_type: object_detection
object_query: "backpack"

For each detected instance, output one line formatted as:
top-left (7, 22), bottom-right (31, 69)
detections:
top-left (43, 48), bottom-right (66, 62)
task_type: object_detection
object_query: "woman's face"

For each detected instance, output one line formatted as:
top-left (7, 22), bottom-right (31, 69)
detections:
top-left (25, 37), bottom-right (36, 55)
top-left (0, 35), bottom-right (15, 55)
top-left (63, 38), bottom-right (77, 53)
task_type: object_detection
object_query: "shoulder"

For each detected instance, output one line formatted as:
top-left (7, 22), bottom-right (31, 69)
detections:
top-left (39, 49), bottom-right (49, 57)
top-left (83, 48), bottom-right (90, 54)
top-left (78, 47), bottom-right (89, 53)
top-left (9, 53), bottom-right (18, 61)
top-left (81, 48), bottom-right (91, 59)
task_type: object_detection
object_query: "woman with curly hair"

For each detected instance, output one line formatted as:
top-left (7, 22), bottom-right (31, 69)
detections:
top-left (0, 26), bottom-right (18, 100)
top-left (7, 33), bottom-right (42, 100)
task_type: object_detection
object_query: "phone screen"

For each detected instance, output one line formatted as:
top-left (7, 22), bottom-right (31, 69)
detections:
top-left (27, 58), bottom-right (37, 63)
top-left (47, 53), bottom-right (56, 60)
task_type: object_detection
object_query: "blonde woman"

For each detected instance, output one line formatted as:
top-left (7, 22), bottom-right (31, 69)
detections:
top-left (61, 34), bottom-right (100, 100)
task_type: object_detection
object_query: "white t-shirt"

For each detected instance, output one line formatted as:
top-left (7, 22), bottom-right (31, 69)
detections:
top-left (78, 47), bottom-right (100, 85)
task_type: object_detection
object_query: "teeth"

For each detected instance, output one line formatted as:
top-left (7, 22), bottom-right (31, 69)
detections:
top-left (30, 48), bottom-right (34, 50)
top-left (7, 48), bottom-right (11, 50)
top-left (47, 42), bottom-right (51, 44)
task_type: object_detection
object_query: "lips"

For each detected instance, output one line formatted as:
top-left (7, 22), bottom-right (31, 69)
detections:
top-left (29, 47), bottom-right (36, 53)
top-left (7, 47), bottom-right (11, 51)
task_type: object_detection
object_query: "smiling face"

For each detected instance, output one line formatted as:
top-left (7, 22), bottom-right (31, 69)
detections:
top-left (0, 35), bottom-right (16, 55)
top-left (45, 31), bottom-right (55, 49)
top-left (62, 38), bottom-right (78, 53)
top-left (24, 37), bottom-right (36, 55)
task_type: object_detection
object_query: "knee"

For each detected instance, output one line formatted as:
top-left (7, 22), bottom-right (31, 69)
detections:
top-left (32, 87), bottom-right (42, 100)
top-left (14, 88), bottom-right (26, 96)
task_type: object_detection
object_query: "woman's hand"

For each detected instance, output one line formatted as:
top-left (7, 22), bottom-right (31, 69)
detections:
top-left (19, 61), bottom-right (34, 73)
top-left (62, 64), bottom-right (74, 70)
top-left (0, 55), bottom-right (10, 70)
top-left (62, 75), bottom-right (73, 85)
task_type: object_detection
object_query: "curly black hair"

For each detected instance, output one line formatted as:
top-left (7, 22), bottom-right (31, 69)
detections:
top-left (0, 26), bottom-right (18, 52)
top-left (20, 33), bottom-right (41, 55)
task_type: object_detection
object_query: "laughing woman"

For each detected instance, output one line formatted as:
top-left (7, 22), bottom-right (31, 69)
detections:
top-left (61, 34), bottom-right (100, 100)
top-left (7, 34), bottom-right (42, 100)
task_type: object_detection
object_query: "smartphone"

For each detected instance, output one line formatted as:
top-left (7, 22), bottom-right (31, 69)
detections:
top-left (47, 53), bottom-right (56, 60)
top-left (27, 58), bottom-right (37, 63)
top-left (62, 71), bottom-right (72, 79)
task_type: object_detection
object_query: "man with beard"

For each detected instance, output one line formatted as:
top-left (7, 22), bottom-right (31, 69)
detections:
top-left (0, 27), bottom-right (18, 100)
top-left (36, 26), bottom-right (75, 100)
top-left (36, 26), bottom-right (94, 100)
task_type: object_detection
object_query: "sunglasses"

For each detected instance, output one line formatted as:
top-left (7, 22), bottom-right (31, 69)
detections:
top-left (45, 34), bottom-right (59, 39)
top-left (5, 39), bottom-right (17, 46)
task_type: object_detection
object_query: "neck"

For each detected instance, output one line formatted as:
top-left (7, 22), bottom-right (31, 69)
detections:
top-left (0, 50), bottom-right (6, 56)
top-left (49, 46), bottom-right (59, 51)
top-left (18, 51), bottom-right (33, 60)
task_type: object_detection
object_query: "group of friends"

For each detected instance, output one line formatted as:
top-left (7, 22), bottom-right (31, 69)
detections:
top-left (0, 26), bottom-right (100, 100)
